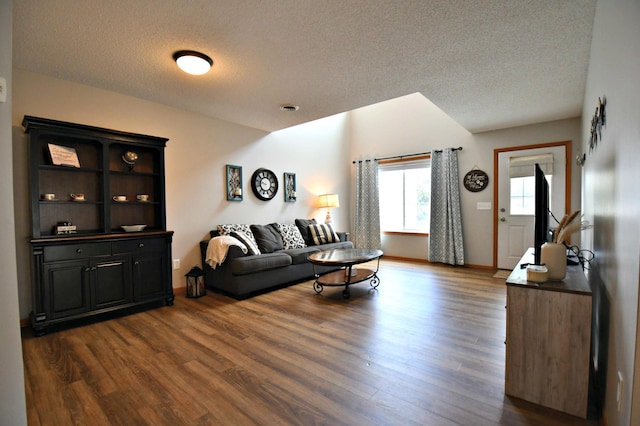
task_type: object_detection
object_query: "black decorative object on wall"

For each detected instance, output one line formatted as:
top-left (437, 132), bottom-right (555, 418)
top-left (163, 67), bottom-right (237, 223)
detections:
top-left (463, 167), bottom-right (489, 192)
top-left (589, 96), bottom-right (606, 152)
top-left (251, 168), bottom-right (278, 201)
top-left (226, 165), bottom-right (243, 201)
top-left (284, 172), bottom-right (296, 202)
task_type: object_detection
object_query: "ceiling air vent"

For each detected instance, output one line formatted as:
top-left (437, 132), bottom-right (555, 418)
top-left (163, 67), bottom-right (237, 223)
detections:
top-left (280, 104), bottom-right (299, 112)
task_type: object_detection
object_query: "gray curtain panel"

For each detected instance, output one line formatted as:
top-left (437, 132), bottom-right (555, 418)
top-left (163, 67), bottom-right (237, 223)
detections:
top-left (429, 148), bottom-right (464, 265)
top-left (354, 160), bottom-right (382, 249)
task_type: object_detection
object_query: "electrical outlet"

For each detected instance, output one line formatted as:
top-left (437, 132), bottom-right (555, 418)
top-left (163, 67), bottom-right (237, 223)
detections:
top-left (617, 371), bottom-right (624, 412)
top-left (172, 259), bottom-right (180, 270)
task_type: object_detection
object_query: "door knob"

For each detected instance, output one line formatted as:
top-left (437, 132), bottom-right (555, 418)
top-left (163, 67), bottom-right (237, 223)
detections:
top-left (499, 217), bottom-right (506, 222)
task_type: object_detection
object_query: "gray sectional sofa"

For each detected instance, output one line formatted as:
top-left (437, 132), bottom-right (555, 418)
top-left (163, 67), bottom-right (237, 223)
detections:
top-left (199, 219), bottom-right (353, 299)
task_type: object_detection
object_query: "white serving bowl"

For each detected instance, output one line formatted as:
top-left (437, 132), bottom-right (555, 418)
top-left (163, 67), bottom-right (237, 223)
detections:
top-left (121, 224), bottom-right (146, 232)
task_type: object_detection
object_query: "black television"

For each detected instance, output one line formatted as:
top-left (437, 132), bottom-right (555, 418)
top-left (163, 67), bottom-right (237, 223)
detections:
top-left (533, 163), bottom-right (550, 265)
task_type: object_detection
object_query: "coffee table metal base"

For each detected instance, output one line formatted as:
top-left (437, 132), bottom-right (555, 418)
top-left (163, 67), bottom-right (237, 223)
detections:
top-left (312, 262), bottom-right (381, 299)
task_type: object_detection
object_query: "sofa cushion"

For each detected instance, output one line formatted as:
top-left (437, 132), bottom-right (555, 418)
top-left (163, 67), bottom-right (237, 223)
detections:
top-left (230, 252), bottom-right (291, 275)
top-left (230, 231), bottom-right (261, 255)
top-left (250, 224), bottom-right (283, 253)
top-left (275, 223), bottom-right (307, 249)
top-left (282, 246), bottom-right (321, 265)
top-left (308, 223), bottom-right (339, 245)
top-left (295, 218), bottom-right (317, 246)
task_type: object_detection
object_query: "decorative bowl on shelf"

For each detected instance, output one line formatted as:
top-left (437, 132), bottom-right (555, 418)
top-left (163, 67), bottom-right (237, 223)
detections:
top-left (121, 224), bottom-right (146, 232)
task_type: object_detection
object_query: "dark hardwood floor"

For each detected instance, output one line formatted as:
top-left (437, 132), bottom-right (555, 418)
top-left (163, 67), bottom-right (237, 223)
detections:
top-left (22, 259), bottom-right (600, 425)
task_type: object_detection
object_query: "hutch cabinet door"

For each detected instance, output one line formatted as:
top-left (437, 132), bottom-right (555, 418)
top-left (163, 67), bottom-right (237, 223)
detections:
top-left (43, 260), bottom-right (91, 320)
top-left (133, 251), bottom-right (168, 301)
top-left (92, 257), bottom-right (132, 310)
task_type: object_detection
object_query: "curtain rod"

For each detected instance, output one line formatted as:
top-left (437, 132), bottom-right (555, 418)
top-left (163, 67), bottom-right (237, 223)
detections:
top-left (352, 147), bottom-right (463, 163)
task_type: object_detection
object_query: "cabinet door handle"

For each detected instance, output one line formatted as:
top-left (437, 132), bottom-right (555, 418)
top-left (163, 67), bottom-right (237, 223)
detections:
top-left (84, 267), bottom-right (91, 272)
top-left (138, 243), bottom-right (144, 248)
top-left (98, 262), bottom-right (123, 268)
top-left (134, 261), bottom-right (140, 266)
top-left (76, 248), bottom-right (83, 254)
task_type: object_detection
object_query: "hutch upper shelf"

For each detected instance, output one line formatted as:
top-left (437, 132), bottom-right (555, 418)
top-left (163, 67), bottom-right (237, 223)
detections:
top-left (23, 115), bottom-right (168, 238)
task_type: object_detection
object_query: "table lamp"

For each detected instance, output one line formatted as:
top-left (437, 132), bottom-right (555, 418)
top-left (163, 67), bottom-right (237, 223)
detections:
top-left (317, 194), bottom-right (339, 224)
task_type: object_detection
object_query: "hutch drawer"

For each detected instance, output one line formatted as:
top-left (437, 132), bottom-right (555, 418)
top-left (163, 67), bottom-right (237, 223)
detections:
top-left (43, 242), bottom-right (111, 262)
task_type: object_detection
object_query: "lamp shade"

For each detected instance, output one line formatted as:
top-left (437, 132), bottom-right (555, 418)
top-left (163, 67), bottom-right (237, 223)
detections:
top-left (318, 194), bottom-right (339, 209)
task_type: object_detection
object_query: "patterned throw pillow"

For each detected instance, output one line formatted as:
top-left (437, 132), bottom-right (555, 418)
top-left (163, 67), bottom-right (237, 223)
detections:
top-left (217, 223), bottom-right (251, 237)
top-left (217, 224), bottom-right (260, 252)
top-left (230, 231), bottom-right (261, 255)
top-left (308, 223), bottom-right (339, 245)
top-left (274, 223), bottom-right (307, 249)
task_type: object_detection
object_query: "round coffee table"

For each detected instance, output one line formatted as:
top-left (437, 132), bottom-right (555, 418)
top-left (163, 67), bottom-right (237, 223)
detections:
top-left (308, 248), bottom-right (383, 299)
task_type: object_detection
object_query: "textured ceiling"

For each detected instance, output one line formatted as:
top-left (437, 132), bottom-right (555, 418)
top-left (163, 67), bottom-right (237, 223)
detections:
top-left (13, 0), bottom-right (596, 133)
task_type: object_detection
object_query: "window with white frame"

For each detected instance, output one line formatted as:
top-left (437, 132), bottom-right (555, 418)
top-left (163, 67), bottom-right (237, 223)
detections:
top-left (508, 153), bottom-right (554, 215)
top-left (378, 157), bottom-right (431, 232)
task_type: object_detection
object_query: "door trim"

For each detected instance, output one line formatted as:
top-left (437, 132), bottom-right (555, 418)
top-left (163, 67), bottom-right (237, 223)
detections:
top-left (493, 141), bottom-right (572, 268)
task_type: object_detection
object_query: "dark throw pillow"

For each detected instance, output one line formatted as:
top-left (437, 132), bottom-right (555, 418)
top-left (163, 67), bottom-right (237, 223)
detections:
top-left (250, 224), bottom-right (284, 253)
top-left (295, 218), bottom-right (317, 246)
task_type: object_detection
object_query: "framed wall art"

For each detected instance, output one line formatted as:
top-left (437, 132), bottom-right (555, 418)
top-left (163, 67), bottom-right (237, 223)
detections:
top-left (226, 165), bottom-right (243, 201)
top-left (284, 172), bottom-right (296, 202)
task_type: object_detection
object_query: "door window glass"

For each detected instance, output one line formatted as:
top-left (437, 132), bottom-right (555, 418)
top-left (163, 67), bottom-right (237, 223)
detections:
top-left (510, 175), bottom-right (552, 215)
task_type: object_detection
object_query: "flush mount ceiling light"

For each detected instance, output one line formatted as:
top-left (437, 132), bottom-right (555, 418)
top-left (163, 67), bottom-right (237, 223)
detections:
top-left (173, 50), bottom-right (213, 75)
top-left (280, 104), bottom-right (300, 112)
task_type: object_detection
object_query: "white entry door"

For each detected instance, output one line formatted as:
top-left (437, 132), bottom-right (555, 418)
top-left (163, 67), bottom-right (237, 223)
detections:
top-left (496, 146), bottom-right (567, 269)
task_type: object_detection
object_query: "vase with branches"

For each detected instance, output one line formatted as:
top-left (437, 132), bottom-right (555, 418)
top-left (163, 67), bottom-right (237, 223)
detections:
top-left (542, 210), bottom-right (591, 280)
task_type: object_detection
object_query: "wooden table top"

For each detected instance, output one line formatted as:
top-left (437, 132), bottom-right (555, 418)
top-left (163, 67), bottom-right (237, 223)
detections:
top-left (308, 248), bottom-right (383, 267)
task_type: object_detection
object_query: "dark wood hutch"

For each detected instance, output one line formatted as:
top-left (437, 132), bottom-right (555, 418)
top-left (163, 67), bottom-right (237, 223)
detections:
top-left (23, 116), bottom-right (174, 335)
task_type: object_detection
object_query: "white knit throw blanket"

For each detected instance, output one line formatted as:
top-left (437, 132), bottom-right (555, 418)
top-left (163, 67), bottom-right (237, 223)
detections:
top-left (205, 236), bottom-right (247, 269)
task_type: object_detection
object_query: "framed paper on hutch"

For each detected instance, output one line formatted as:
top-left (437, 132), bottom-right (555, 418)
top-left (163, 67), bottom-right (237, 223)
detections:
top-left (48, 143), bottom-right (80, 168)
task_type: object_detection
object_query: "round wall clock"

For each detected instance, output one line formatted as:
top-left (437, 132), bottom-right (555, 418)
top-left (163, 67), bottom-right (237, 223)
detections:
top-left (463, 169), bottom-right (489, 192)
top-left (251, 168), bottom-right (279, 200)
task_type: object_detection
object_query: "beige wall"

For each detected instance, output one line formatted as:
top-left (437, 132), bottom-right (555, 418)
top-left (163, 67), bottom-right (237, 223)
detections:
top-left (348, 92), bottom-right (582, 266)
top-left (12, 70), bottom-right (351, 319)
top-left (581, 0), bottom-right (640, 424)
